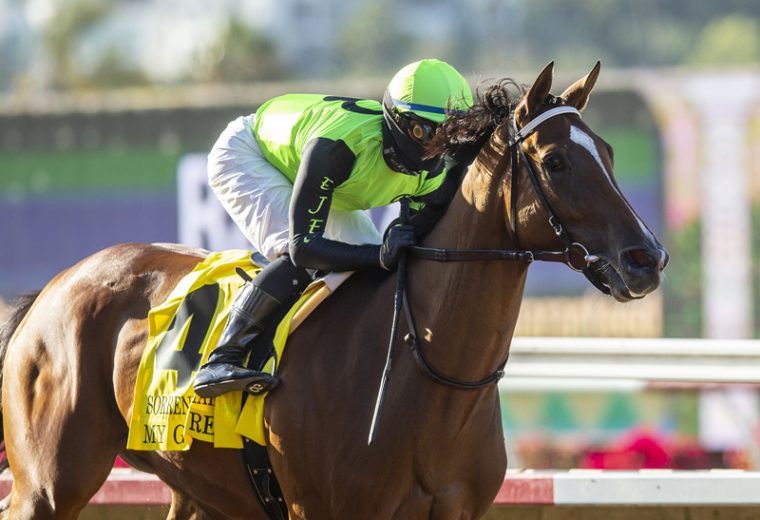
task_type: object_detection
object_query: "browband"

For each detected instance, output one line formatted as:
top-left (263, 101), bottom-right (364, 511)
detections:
top-left (512, 106), bottom-right (582, 143)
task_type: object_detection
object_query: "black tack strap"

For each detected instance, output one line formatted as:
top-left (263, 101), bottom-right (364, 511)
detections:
top-left (402, 291), bottom-right (507, 390)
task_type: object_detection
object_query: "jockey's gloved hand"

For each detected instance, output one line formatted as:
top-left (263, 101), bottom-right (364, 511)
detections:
top-left (379, 223), bottom-right (416, 271)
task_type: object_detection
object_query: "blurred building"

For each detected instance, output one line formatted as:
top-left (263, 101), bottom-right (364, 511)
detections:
top-left (2, 0), bottom-right (490, 89)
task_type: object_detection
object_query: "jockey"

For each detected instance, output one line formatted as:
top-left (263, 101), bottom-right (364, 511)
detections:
top-left (193, 59), bottom-right (473, 398)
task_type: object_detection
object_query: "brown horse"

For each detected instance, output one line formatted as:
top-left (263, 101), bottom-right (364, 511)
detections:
top-left (0, 62), bottom-right (666, 519)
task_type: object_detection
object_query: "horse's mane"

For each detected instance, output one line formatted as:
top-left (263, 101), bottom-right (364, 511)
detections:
top-left (426, 79), bottom-right (524, 164)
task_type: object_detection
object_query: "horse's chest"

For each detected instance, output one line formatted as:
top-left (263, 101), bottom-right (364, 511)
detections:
top-left (386, 482), bottom-right (483, 520)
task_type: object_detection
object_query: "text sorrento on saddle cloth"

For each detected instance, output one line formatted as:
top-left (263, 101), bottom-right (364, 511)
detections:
top-left (126, 249), bottom-right (321, 451)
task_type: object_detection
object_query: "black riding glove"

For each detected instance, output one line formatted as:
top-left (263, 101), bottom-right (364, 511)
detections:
top-left (379, 224), bottom-right (416, 271)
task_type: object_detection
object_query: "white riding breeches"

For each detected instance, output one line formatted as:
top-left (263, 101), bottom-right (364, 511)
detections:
top-left (207, 114), bottom-right (383, 261)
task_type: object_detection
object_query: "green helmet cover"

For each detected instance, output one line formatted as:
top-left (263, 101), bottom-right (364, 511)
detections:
top-left (386, 59), bottom-right (473, 123)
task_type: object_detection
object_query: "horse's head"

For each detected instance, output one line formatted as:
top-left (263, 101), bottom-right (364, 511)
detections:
top-left (508, 62), bottom-right (667, 302)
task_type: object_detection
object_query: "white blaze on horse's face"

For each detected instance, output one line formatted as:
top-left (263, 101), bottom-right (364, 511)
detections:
top-left (569, 125), bottom-right (657, 246)
top-left (515, 61), bottom-right (668, 301)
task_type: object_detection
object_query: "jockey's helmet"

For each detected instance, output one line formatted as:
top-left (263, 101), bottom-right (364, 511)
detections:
top-left (382, 59), bottom-right (472, 174)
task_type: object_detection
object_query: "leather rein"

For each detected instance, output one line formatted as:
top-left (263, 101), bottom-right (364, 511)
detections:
top-left (402, 105), bottom-right (608, 390)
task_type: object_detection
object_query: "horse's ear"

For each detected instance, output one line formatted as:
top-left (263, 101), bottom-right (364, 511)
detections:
top-left (525, 62), bottom-right (554, 114)
top-left (561, 61), bottom-right (601, 111)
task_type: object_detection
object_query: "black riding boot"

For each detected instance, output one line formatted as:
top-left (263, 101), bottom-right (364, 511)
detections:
top-left (193, 282), bottom-right (281, 397)
top-left (193, 256), bottom-right (311, 397)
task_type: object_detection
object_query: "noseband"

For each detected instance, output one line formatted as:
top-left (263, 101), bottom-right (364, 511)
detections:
top-left (404, 105), bottom-right (610, 390)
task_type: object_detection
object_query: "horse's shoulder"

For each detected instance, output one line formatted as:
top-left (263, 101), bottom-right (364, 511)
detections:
top-left (298, 267), bottom-right (392, 335)
top-left (334, 267), bottom-right (391, 299)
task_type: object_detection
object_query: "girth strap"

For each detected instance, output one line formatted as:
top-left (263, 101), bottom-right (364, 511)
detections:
top-left (239, 312), bottom-right (289, 520)
top-left (241, 438), bottom-right (288, 520)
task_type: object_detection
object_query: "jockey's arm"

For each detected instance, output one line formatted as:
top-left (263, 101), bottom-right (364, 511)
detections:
top-left (408, 160), bottom-right (468, 237)
top-left (289, 138), bottom-right (382, 272)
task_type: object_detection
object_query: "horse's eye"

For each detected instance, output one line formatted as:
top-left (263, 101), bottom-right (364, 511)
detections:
top-left (543, 155), bottom-right (566, 173)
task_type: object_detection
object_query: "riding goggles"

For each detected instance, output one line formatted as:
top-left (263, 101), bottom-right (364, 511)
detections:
top-left (382, 94), bottom-right (440, 144)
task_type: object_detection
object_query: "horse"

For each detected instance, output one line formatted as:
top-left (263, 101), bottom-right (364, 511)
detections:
top-left (0, 62), bottom-right (667, 519)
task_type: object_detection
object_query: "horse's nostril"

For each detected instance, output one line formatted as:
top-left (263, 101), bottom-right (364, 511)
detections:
top-left (627, 248), bottom-right (655, 269)
top-left (659, 249), bottom-right (670, 271)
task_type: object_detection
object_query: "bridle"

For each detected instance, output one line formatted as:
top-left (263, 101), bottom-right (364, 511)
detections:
top-left (368, 105), bottom-right (612, 442)
top-left (410, 105), bottom-right (605, 275)
top-left (404, 105), bottom-right (610, 390)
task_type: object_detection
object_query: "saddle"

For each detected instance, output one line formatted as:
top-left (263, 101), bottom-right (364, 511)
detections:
top-left (126, 249), bottom-right (350, 451)
top-left (123, 249), bottom-right (352, 519)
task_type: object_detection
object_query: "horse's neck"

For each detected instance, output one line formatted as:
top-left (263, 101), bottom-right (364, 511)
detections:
top-left (408, 135), bottom-right (527, 381)
top-left (425, 130), bottom-right (513, 248)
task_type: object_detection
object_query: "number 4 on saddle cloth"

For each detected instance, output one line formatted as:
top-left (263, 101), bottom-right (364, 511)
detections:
top-left (126, 249), bottom-right (350, 451)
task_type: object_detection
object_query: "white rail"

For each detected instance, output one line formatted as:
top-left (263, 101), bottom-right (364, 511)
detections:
top-left (499, 469), bottom-right (760, 505)
top-left (500, 337), bottom-right (760, 391)
top-left (8, 468), bottom-right (760, 506)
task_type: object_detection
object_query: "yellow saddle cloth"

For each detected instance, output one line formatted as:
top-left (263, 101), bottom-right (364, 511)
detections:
top-left (126, 249), bottom-right (343, 451)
